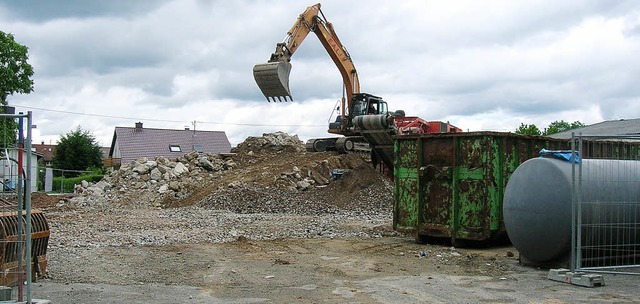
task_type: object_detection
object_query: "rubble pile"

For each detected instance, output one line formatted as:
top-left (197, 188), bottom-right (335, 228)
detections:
top-left (43, 131), bottom-right (398, 277)
top-left (72, 150), bottom-right (236, 207)
top-left (71, 132), bottom-right (391, 215)
top-left (232, 131), bottom-right (305, 153)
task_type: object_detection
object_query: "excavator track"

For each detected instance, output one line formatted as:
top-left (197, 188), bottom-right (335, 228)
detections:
top-left (306, 115), bottom-right (396, 173)
top-left (305, 136), bottom-right (369, 153)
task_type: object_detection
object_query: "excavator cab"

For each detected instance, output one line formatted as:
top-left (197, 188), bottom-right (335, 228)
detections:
top-left (351, 93), bottom-right (388, 117)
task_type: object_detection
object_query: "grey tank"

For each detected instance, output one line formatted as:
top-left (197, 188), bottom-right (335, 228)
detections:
top-left (503, 157), bottom-right (640, 263)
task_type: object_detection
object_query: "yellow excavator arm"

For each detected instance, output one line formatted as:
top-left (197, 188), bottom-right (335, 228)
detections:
top-left (253, 3), bottom-right (360, 109)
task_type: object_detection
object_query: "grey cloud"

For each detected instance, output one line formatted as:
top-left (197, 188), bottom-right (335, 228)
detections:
top-left (2, 0), bottom-right (640, 146)
top-left (0, 0), bottom-right (170, 22)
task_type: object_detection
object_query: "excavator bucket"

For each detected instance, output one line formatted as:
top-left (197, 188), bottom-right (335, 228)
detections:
top-left (253, 61), bottom-right (293, 102)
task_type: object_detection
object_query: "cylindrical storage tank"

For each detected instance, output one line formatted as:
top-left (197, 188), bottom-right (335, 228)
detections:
top-left (504, 157), bottom-right (640, 263)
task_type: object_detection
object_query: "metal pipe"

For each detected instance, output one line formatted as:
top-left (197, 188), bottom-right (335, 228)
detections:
top-left (570, 133), bottom-right (576, 271)
top-left (16, 114), bottom-right (24, 301)
top-left (26, 111), bottom-right (33, 303)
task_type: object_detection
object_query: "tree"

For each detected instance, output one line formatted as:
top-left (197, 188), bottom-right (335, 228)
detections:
top-left (52, 127), bottom-right (104, 176)
top-left (0, 31), bottom-right (34, 146)
top-left (515, 120), bottom-right (585, 136)
top-left (0, 31), bottom-right (34, 105)
top-left (515, 123), bottom-right (542, 136)
top-left (0, 106), bottom-right (17, 147)
top-left (543, 120), bottom-right (585, 136)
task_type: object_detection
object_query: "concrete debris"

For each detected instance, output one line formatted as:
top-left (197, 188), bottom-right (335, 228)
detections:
top-left (233, 131), bottom-right (306, 153)
top-left (71, 132), bottom-right (387, 215)
top-left (38, 132), bottom-right (404, 291)
top-left (74, 152), bottom-right (235, 205)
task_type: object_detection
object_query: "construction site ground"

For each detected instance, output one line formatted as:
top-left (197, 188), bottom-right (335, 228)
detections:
top-left (27, 133), bottom-right (640, 303)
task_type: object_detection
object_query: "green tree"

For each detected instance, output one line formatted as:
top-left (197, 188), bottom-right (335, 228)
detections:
top-left (0, 104), bottom-right (18, 147)
top-left (542, 120), bottom-right (585, 136)
top-left (515, 123), bottom-right (542, 136)
top-left (0, 31), bottom-right (34, 105)
top-left (0, 31), bottom-right (34, 146)
top-left (52, 127), bottom-right (104, 177)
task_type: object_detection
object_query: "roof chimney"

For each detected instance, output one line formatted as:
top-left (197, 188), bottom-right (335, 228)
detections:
top-left (135, 122), bottom-right (143, 129)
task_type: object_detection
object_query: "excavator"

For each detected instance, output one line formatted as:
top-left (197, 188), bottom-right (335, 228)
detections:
top-left (253, 3), bottom-right (460, 171)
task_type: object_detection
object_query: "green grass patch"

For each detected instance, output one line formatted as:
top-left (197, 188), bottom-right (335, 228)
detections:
top-left (51, 173), bottom-right (104, 193)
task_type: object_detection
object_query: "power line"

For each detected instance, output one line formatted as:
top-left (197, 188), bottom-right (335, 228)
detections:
top-left (15, 104), bottom-right (183, 122)
top-left (13, 104), bottom-right (326, 127)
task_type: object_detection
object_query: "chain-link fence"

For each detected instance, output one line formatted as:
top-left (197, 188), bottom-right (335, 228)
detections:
top-left (571, 134), bottom-right (640, 275)
top-left (45, 168), bottom-right (97, 193)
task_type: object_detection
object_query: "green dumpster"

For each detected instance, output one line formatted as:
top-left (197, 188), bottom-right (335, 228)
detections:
top-left (393, 131), bottom-right (569, 244)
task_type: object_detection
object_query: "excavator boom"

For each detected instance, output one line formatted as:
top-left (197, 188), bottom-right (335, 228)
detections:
top-left (253, 3), bottom-right (359, 106)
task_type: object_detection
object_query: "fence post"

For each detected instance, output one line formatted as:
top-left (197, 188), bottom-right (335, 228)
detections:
top-left (570, 132), bottom-right (576, 272)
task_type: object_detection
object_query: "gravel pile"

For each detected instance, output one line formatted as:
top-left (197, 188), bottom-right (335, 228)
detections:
top-left (43, 132), bottom-right (399, 280)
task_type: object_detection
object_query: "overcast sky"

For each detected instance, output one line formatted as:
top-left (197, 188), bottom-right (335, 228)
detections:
top-left (1, 0), bottom-right (639, 147)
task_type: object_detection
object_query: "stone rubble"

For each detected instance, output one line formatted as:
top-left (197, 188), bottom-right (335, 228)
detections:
top-left (55, 132), bottom-right (393, 244)
top-left (73, 150), bottom-right (236, 206)
top-left (234, 131), bottom-right (306, 153)
top-left (45, 132), bottom-right (398, 267)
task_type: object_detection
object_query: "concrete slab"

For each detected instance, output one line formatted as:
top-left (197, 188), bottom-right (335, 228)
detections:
top-left (548, 268), bottom-right (605, 287)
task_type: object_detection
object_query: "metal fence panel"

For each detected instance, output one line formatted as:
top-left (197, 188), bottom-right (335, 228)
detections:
top-left (0, 111), bottom-right (44, 302)
top-left (572, 134), bottom-right (640, 275)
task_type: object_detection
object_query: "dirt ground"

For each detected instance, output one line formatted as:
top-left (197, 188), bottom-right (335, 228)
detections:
top-left (21, 134), bottom-right (640, 303)
top-left (31, 236), bottom-right (640, 304)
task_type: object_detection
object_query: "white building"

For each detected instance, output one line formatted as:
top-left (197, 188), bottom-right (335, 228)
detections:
top-left (0, 148), bottom-right (39, 193)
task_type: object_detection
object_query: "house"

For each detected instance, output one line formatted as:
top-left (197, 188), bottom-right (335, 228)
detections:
top-left (32, 141), bottom-right (56, 167)
top-left (0, 148), bottom-right (39, 193)
top-left (100, 146), bottom-right (110, 160)
top-left (549, 118), bottom-right (640, 139)
top-left (107, 122), bottom-right (232, 166)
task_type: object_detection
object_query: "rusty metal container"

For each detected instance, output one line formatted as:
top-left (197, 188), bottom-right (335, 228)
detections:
top-left (393, 131), bottom-right (569, 244)
top-left (0, 209), bottom-right (50, 286)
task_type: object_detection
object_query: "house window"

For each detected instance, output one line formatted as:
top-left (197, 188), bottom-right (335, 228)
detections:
top-left (169, 145), bottom-right (182, 152)
top-left (193, 144), bottom-right (203, 153)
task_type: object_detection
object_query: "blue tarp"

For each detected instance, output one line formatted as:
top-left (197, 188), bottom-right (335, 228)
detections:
top-left (539, 148), bottom-right (581, 163)
top-left (2, 180), bottom-right (16, 191)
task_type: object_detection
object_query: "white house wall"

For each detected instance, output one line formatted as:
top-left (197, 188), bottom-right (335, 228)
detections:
top-left (0, 148), bottom-right (39, 193)
top-left (112, 140), bottom-right (121, 159)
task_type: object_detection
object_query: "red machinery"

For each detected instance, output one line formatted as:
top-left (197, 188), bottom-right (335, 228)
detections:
top-left (395, 116), bottom-right (462, 135)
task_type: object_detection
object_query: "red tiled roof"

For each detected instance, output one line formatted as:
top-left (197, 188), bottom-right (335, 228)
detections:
top-left (111, 127), bottom-right (231, 163)
top-left (32, 144), bottom-right (56, 162)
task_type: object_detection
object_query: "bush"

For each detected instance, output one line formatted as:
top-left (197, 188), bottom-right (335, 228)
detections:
top-left (51, 173), bottom-right (104, 193)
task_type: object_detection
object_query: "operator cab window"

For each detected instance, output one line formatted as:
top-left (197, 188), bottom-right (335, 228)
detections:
top-left (378, 101), bottom-right (387, 115)
top-left (353, 98), bottom-right (367, 116)
top-left (368, 102), bottom-right (378, 114)
top-left (368, 99), bottom-right (387, 115)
